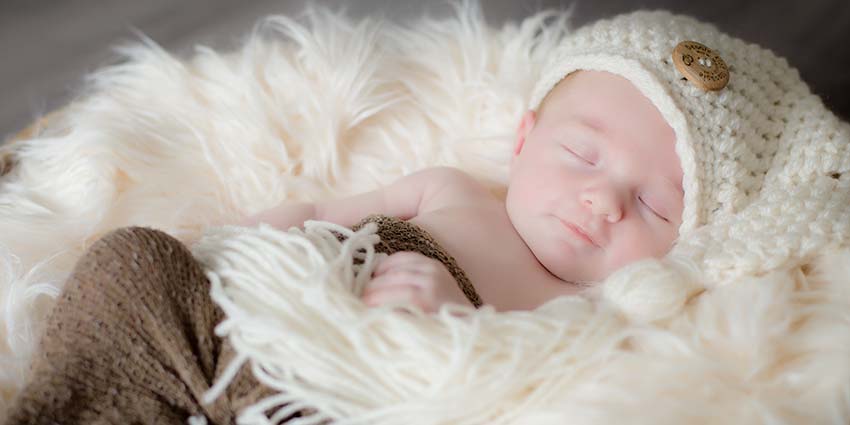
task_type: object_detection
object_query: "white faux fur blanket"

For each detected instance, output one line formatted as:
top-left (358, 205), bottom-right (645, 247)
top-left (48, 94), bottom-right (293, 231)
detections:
top-left (192, 221), bottom-right (850, 425)
top-left (1, 3), bottom-right (849, 423)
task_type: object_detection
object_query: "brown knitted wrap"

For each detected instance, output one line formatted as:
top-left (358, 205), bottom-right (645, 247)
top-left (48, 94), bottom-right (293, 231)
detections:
top-left (352, 214), bottom-right (483, 308)
top-left (4, 216), bottom-right (481, 424)
top-left (4, 227), bottom-right (270, 425)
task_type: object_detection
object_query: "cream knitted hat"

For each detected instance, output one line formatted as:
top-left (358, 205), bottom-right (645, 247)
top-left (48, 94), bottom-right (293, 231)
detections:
top-left (530, 11), bottom-right (850, 285)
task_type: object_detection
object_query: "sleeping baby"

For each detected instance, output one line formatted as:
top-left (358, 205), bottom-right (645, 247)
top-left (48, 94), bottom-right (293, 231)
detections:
top-left (244, 69), bottom-right (684, 312)
top-left (5, 10), bottom-right (847, 425)
top-left (244, 10), bottom-right (846, 313)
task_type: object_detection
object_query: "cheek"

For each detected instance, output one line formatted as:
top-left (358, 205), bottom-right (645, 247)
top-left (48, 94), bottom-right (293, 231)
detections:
top-left (511, 158), bottom-right (563, 203)
top-left (607, 222), bottom-right (673, 267)
top-left (508, 178), bottom-right (551, 222)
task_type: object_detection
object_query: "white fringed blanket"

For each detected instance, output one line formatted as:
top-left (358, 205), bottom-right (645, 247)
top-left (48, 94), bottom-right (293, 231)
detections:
top-left (192, 221), bottom-right (850, 425)
top-left (1, 3), bottom-right (849, 423)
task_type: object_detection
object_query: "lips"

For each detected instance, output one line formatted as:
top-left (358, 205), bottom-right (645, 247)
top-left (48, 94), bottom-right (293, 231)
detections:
top-left (559, 219), bottom-right (598, 247)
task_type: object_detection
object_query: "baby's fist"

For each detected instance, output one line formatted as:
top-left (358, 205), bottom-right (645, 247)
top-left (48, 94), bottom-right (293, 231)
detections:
top-left (362, 251), bottom-right (469, 312)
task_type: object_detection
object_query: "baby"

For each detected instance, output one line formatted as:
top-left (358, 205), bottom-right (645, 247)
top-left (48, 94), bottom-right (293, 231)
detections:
top-left (244, 69), bottom-right (684, 312)
top-left (245, 10), bottom-right (846, 313)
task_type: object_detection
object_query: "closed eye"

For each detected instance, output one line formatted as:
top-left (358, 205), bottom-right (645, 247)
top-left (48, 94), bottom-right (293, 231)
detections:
top-left (562, 145), bottom-right (595, 165)
top-left (639, 196), bottom-right (669, 223)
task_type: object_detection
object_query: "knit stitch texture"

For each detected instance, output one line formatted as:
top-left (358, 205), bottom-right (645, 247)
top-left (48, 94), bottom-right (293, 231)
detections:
top-left (530, 11), bottom-right (850, 283)
top-left (3, 215), bottom-right (478, 424)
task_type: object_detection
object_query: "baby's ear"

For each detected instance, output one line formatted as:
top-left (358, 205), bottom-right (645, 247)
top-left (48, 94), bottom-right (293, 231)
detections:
top-left (514, 110), bottom-right (537, 157)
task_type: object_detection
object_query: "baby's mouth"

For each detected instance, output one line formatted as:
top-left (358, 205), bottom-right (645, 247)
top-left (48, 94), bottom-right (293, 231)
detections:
top-left (558, 219), bottom-right (599, 247)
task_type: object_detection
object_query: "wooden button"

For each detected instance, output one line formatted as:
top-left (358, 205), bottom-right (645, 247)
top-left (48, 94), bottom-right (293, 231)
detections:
top-left (672, 41), bottom-right (729, 91)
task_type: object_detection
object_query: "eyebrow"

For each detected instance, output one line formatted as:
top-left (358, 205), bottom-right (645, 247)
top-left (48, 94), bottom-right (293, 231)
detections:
top-left (576, 116), bottom-right (684, 196)
top-left (664, 176), bottom-right (684, 197)
top-left (577, 116), bottom-right (609, 136)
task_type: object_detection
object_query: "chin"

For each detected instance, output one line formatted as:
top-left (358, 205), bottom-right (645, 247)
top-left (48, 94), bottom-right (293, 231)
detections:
top-left (534, 247), bottom-right (574, 280)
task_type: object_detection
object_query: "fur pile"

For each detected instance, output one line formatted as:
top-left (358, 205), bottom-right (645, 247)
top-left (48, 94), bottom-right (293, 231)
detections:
top-left (1, 3), bottom-right (848, 423)
top-left (194, 220), bottom-right (850, 425)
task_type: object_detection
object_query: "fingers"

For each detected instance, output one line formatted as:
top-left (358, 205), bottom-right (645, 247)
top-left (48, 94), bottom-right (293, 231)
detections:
top-left (362, 265), bottom-right (435, 312)
top-left (361, 284), bottom-right (430, 311)
top-left (363, 251), bottom-right (456, 313)
top-left (372, 251), bottom-right (433, 277)
top-left (364, 269), bottom-right (423, 293)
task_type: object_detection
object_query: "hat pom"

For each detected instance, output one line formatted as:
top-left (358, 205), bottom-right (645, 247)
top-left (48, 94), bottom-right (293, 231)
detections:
top-left (602, 255), bottom-right (704, 323)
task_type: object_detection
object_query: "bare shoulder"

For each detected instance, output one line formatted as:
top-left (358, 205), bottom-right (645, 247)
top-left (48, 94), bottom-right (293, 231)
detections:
top-left (417, 166), bottom-right (479, 185)
top-left (416, 166), bottom-right (492, 211)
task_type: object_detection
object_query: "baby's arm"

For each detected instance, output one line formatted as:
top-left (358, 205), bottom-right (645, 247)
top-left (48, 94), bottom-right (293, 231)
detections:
top-left (240, 166), bottom-right (458, 230)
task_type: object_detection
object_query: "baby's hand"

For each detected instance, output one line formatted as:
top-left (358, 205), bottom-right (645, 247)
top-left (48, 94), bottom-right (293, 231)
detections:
top-left (362, 251), bottom-right (470, 312)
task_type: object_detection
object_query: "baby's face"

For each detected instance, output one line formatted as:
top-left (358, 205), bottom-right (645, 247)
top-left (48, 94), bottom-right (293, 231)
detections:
top-left (506, 70), bottom-right (684, 285)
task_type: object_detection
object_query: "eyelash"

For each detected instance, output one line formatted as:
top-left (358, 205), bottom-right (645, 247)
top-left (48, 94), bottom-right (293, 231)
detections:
top-left (563, 145), bottom-right (595, 165)
top-left (639, 196), bottom-right (669, 223)
top-left (564, 146), bottom-right (670, 223)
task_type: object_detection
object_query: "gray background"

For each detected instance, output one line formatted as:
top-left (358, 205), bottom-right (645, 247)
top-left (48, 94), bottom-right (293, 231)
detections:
top-left (2, 0), bottom-right (849, 141)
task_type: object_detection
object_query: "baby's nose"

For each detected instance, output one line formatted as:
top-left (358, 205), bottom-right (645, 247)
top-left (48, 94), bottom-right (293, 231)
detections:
top-left (581, 188), bottom-right (623, 222)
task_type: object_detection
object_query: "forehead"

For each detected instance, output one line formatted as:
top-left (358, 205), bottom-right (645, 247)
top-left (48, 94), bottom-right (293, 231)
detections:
top-left (541, 71), bottom-right (665, 129)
